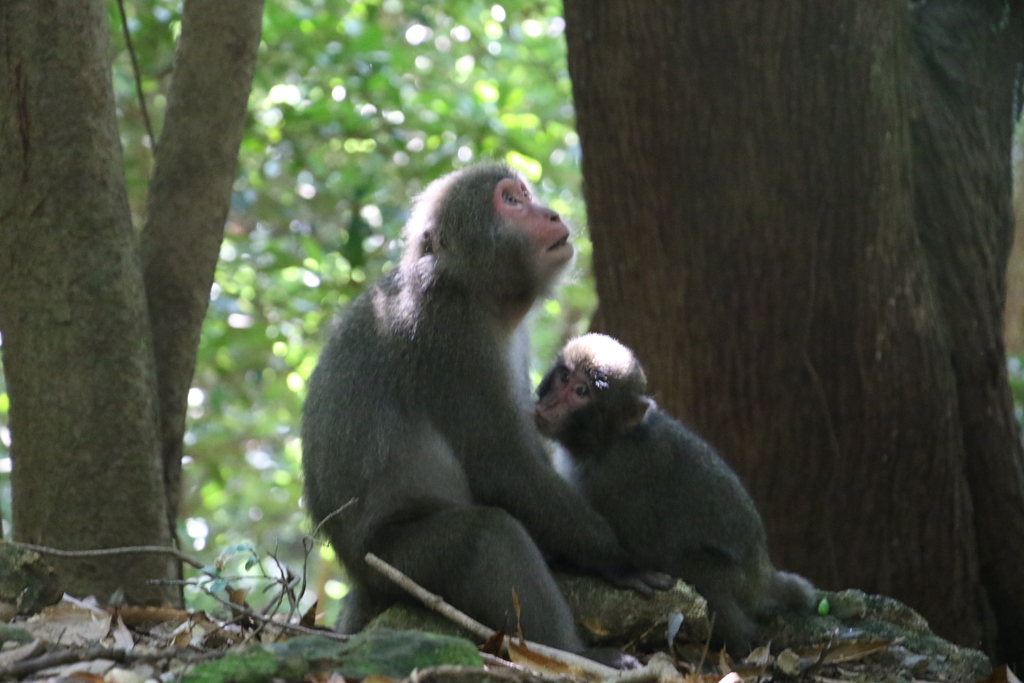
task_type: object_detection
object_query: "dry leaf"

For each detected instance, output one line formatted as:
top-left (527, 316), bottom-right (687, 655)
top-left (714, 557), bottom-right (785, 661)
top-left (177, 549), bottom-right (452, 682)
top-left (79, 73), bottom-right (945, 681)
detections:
top-left (300, 601), bottom-right (318, 629)
top-left (744, 644), bottom-right (771, 666)
top-left (110, 615), bottom-right (134, 651)
top-left (821, 639), bottom-right (889, 663)
top-left (982, 665), bottom-right (1024, 683)
top-left (507, 639), bottom-right (594, 679)
top-left (775, 649), bottom-right (802, 676)
top-left (511, 588), bottom-right (525, 644)
top-left (716, 647), bottom-right (733, 676)
top-left (0, 639), bottom-right (42, 667)
top-left (26, 598), bottom-right (112, 646)
top-left (479, 629), bottom-right (505, 656)
top-left (104, 666), bottom-right (145, 683)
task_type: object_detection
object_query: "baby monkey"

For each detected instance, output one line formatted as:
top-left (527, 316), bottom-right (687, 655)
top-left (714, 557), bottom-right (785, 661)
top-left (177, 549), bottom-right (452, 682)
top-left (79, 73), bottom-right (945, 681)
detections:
top-left (535, 334), bottom-right (816, 655)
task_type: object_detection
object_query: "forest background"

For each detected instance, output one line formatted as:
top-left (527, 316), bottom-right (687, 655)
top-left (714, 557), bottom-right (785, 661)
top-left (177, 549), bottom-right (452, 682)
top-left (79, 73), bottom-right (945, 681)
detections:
top-left (1, 0), bottom-right (1023, 668)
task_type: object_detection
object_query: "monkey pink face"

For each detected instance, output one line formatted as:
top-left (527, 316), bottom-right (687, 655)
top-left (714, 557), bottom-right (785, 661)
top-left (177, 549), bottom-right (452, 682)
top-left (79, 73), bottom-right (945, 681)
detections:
top-left (493, 177), bottom-right (573, 275)
top-left (534, 365), bottom-right (591, 437)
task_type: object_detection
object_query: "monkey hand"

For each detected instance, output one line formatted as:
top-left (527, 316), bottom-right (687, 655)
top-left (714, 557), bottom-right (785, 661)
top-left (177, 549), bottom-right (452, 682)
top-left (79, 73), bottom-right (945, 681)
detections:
top-left (605, 568), bottom-right (675, 595)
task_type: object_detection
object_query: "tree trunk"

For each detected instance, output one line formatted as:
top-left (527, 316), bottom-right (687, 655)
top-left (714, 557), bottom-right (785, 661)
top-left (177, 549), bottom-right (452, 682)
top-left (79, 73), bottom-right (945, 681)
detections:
top-left (1005, 141), bottom-right (1024, 353)
top-left (141, 0), bottom-right (264, 534)
top-left (0, 0), bottom-right (176, 604)
top-left (908, 0), bottom-right (1024, 662)
top-left (565, 0), bottom-right (1001, 655)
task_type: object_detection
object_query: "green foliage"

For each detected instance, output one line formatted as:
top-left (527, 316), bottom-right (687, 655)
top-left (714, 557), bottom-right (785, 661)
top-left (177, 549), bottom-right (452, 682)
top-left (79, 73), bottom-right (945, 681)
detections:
top-left (0, 0), bottom-right (592, 617)
top-left (0, 1), bottom-right (595, 614)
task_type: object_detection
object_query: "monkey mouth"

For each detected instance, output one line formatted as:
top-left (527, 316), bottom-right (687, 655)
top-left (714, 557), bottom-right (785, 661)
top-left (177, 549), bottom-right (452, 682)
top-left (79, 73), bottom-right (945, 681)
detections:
top-left (547, 235), bottom-right (569, 252)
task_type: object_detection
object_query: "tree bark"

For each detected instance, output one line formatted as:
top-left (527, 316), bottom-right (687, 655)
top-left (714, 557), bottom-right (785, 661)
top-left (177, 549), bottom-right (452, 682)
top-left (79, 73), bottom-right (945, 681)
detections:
top-left (908, 0), bottom-right (1024, 662)
top-left (0, 0), bottom-right (176, 604)
top-left (140, 0), bottom-right (264, 534)
top-left (1005, 141), bottom-right (1024, 353)
top-left (565, 0), bottom-right (995, 653)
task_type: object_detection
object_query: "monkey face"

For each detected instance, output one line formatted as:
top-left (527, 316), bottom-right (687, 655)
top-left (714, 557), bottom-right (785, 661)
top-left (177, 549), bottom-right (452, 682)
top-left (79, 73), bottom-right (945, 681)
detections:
top-left (492, 177), bottom-right (573, 280)
top-left (534, 361), bottom-right (593, 438)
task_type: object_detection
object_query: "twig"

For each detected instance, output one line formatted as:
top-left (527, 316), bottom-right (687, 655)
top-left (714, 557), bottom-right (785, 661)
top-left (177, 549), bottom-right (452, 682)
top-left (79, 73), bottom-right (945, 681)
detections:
top-left (0, 645), bottom-right (128, 680)
top-left (5, 541), bottom-right (205, 570)
top-left (115, 0), bottom-right (154, 147)
top-left (478, 653), bottom-right (573, 682)
top-left (364, 553), bottom-right (619, 679)
top-left (114, 0), bottom-right (155, 146)
top-left (409, 663), bottom-right (570, 683)
top-left (199, 586), bottom-right (346, 640)
top-left (311, 499), bottom-right (357, 537)
top-left (364, 553), bottom-right (493, 641)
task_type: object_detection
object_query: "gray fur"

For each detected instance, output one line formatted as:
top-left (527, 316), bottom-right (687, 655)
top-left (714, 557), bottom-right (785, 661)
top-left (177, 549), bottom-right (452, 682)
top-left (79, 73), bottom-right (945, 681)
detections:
top-left (302, 166), bottom-right (641, 652)
top-left (538, 334), bottom-right (817, 655)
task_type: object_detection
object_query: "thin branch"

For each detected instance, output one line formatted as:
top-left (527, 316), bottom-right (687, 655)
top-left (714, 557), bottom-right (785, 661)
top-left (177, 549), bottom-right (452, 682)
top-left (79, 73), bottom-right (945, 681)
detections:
top-left (199, 587), bottom-right (346, 640)
top-left (0, 645), bottom-right (128, 680)
top-left (6, 541), bottom-right (205, 570)
top-left (115, 0), bottom-right (155, 146)
top-left (311, 499), bottom-right (357, 537)
top-left (364, 553), bottom-right (620, 680)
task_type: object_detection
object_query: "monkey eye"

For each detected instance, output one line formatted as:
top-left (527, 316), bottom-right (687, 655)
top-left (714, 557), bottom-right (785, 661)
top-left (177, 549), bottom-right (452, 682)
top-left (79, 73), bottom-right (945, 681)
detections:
top-left (574, 384), bottom-right (589, 398)
top-left (503, 191), bottom-right (518, 205)
top-left (558, 368), bottom-right (570, 385)
top-left (521, 186), bottom-right (530, 199)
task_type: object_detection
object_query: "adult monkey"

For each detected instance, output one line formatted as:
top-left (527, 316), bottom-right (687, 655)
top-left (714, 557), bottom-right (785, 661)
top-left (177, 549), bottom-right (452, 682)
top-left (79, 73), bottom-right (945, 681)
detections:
top-left (302, 164), bottom-right (669, 654)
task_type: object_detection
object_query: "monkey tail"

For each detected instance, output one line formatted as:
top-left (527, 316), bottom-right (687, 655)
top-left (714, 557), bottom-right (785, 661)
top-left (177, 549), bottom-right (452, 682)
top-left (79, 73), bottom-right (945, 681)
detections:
top-left (763, 570), bottom-right (818, 614)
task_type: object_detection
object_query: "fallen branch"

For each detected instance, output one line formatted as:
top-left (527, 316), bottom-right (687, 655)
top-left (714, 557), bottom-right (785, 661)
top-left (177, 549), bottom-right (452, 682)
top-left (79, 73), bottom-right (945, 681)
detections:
top-left (6, 541), bottom-right (205, 571)
top-left (364, 553), bottom-right (619, 679)
top-left (0, 645), bottom-right (128, 680)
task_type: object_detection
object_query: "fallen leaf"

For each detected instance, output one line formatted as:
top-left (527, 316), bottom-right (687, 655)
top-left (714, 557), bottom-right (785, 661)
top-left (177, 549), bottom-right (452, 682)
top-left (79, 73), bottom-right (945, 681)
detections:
top-left (744, 645), bottom-right (771, 666)
top-left (775, 649), bottom-right (802, 676)
top-left (822, 639), bottom-right (889, 663)
top-left (39, 658), bottom-right (115, 680)
top-left (26, 598), bottom-right (111, 646)
top-left (103, 666), bottom-right (145, 683)
top-left (300, 601), bottom-right (318, 629)
top-left (116, 605), bottom-right (189, 629)
top-left (109, 615), bottom-right (134, 651)
top-left (0, 639), bottom-right (43, 667)
top-left (363, 676), bottom-right (401, 683)
top-left (507, 639), bottom-right (594, 679)
top-left (478, 629), bottom-right (504, 656)
top-left (982, 665), bottom-right (1024, 683)
top-left (717, 647), bottom-right (733, 676)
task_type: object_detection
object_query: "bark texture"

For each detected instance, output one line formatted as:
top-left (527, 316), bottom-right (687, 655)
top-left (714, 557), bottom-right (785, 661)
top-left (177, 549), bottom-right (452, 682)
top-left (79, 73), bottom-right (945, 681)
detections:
top-left (140, 0), bottom-right (264, 533)
top-left (908, 0), bottom-right (1024, 662)
top-left (1005, 143), bottom-right (1024, 353)
top-left (565, 0), bottom-right (996, 653)
top-left (0, 0), bottom-right (176, 604)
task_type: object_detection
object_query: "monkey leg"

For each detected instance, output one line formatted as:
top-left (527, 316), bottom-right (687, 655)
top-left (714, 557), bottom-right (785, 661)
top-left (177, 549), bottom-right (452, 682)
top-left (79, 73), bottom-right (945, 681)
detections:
top-left (702, 589), bottom-right (757, 656)
top-left (670, 551), bottom-right (761, 656)
top-left (365, 505), bottom-right (585, 652)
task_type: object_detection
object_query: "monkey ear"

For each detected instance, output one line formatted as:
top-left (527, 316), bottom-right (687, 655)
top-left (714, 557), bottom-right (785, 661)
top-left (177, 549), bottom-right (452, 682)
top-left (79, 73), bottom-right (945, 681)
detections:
top-left (622, 396), bottom-right (652, 430)
top-left (421, 229), bottom-right (446, 256)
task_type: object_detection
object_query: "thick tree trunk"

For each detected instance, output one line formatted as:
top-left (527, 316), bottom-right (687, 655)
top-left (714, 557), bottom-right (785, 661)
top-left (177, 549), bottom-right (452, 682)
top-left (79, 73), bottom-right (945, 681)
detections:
top-left (0, 0), bottom-right (176, 604)
top-left (908, 0), bottom-right (1024, 662)
top-left (141, 0), bottom-right (264, 534)
top-left (565, 0), bottom-right (996, 653)
top-left (1005, 142), bottom-right (1024, 353)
